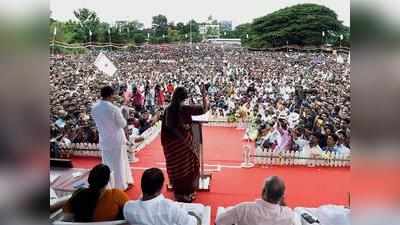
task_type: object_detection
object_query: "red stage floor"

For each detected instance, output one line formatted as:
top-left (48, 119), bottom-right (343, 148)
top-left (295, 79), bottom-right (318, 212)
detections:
top-left (72, 126), bottom-right (351, 222)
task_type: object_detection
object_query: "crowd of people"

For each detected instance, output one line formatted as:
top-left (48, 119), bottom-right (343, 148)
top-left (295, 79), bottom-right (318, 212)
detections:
top-left (50, 43), bottom-right (350, 157)
top-left (50, 43), bottom-right (351, 224)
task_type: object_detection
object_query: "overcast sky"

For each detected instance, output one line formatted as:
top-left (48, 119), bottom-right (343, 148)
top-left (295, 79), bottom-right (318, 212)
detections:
top-left (50, 0), bottom-right (350, 28)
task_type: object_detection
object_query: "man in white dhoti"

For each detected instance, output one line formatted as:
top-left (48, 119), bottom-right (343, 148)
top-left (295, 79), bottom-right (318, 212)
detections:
top-left (91, 86), bottom-right (133, 190)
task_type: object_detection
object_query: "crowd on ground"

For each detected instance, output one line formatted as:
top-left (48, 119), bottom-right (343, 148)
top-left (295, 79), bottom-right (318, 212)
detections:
top-left (50, 43), bottom-right (350, 157)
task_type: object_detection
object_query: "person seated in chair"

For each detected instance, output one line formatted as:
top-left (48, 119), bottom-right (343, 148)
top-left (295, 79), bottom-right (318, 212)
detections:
top-left (216, 176), bottom-right (297, 225)
top-left (123, 168), bottom-right (201, 225)
top-left (63, 164), bottom-right (129, 222)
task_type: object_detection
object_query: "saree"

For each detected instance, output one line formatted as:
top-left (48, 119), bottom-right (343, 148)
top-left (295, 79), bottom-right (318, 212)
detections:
top-left (161, 104), bottom-right (204, 198)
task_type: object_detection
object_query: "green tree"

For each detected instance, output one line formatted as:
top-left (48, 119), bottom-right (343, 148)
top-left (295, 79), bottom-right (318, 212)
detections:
top-left (128, 20), bottom-right (144, 32)
top-left (133, 32), bottom-right (146, 44)
top-left (249, 4), bottom-right (344, 48)
top-left (167, 28), bottom-right (180, 42)
top-left (176, 22), bottom-right (185, 35)
top-left (185, 20), bottom-right (199, 33)
top-left (152, 14), bottom-right (168, 37)
top-left (73, 8), bottom-right (100, 42)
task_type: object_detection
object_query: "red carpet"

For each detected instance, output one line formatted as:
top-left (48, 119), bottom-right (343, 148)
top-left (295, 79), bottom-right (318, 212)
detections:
top-left (72, 126), bottom-right (350, 222)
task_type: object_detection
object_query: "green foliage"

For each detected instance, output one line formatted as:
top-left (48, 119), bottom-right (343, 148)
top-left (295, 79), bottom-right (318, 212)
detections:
top-left (244, 4), bottom-right (347, 48)
top-left (152, 14), bottom-right (168, 37)
top-left (73, 8), bottom-right (100, 42)
top-left (49, 5), bottom-right (349, 48)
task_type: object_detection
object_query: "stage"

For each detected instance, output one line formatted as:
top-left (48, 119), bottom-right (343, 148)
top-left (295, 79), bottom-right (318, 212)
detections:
top-left (72, 126), bottom-right (351, 222)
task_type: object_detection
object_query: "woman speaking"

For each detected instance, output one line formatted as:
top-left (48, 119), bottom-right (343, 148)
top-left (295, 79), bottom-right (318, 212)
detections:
top-left (161, 85), bottom-right (209, 202)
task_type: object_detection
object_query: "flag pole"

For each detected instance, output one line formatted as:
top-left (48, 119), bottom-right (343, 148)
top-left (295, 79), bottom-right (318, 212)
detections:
top-left (190, 19), bottom-right (192, 50)
top-left (108, 28), bottom-right (111, 51)
top-left (89, 29), bottom-right (93, 50)
top-left (340, 34), bottom-right (343, 48)
top-left (52, 26), bottom-right (57, 56)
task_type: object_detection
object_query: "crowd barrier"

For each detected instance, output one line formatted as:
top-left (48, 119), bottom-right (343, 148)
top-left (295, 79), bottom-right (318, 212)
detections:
top-left (50, 40), bottom-right (350, 53)
top-left (50, 41), bottom-right (132, 49)
top-left (247, 45), bottom-right (350, 54)
top-left (204, 117), bottom-right (250, 128)
top-left (59, 121), bottom-right (162, 160)
top-left (242, 147), bottom-right (351, 168)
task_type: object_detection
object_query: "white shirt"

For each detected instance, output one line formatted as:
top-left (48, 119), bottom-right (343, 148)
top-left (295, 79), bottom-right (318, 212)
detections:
top-left (123, 195), bottom-right (198, 225)
top-left (91, 100), bottom-right (127, 149)
top-left (216, 199), bottom-right (296, 225)
top-left (91, 100), bottom-right (133, 190)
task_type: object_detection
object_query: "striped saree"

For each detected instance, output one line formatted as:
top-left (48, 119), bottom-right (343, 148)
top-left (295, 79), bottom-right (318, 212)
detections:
top-left (161, 104), bottom-right (204, 199)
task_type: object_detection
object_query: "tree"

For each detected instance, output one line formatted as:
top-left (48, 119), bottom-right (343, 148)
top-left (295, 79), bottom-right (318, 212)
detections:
top-left (249, 4), bottom-right (345, 48)
top-left (73, 8), bottom-right (100, 42)
top-left (152, 14), bottom-right (168, 37)
top-left (234, 23), bottom-right (251, 37)
top-left (167, 28), bottom-right (179, 42)
top-left (186, 20), bottom-right (199, 33)
top-left (133, 32), bottom-right (146, 44)
top-left (176, 22), bottom-right (185, 35)
top-left (127, 20), bottom-right (144, 32)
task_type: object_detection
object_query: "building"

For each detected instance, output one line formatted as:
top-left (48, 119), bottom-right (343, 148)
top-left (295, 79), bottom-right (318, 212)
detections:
top-left (115, 20), bottom-right (129, 32)
top-left (206, 38), bottom-right (241, 46)
top-left (199, 15), bottom-right (220, 39)
top-left (219, 20), bottom-right (232, 32)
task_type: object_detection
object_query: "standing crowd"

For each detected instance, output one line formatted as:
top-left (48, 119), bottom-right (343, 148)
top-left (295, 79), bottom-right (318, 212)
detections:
top-left (50, 43), bottom-right (351, 225)
top-left (50, 43), bottom-right (350, 157)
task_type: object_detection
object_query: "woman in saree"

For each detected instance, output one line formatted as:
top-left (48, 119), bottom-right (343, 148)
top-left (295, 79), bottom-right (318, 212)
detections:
top-left (161, 86), bottom-right (209, 202)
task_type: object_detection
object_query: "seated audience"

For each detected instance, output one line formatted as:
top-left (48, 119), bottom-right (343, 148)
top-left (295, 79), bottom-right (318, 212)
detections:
top-left (216, 176), bottom-right (297, 225)
top-left (123, 168), bottom-right (201, 225)
top-left (63, 164), bottom-right (129, 222)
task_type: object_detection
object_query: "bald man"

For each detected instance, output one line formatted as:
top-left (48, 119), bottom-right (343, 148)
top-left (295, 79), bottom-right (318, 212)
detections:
top-left (216, 176), bottom-right (298, 225)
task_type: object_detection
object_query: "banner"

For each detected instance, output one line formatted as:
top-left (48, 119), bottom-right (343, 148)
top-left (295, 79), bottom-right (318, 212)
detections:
top-left (94, 52), bottom-right (117, 76)
top-left (337, 55), bottom-right (344, 64)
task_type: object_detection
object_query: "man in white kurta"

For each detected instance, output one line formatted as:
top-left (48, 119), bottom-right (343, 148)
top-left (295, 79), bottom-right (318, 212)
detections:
top-left (91, 86), bottom-right (133, 190)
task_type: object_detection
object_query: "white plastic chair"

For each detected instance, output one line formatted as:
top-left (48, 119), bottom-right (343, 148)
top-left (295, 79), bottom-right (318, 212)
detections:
top-left (52, 220), bottom-right (129, 225)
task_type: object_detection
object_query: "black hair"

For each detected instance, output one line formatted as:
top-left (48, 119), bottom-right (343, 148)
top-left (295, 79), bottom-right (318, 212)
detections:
top-left (331, 133), bottom-right (339, 142)
top-left (164, 87), bottom-right (188, 136)
top-left (88, 164), bottom-right (111, 189)
top-left (100, 86), bottom-right (114, 99)
top-left (263, 176), bottom-right (285, 204)
top-left (141, 168), bottom-right (164, 196)
top-left (170, 87), bottom-right (188, 107)
top-left (70, 164), bottom-right (110, 222)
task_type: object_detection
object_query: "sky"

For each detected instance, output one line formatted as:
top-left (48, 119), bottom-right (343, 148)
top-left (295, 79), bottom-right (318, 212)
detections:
top-left (50, 0), bottom-right (350, 28)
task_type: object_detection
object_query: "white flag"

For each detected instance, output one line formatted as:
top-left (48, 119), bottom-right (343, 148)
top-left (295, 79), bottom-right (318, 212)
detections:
top-left (53, 26), bottom-right (57, 36)
top-left (340, 34), bottom-right (344, 40)
top-left (89, 30), bottom-right (92, 36)
top-left (94, 52), bottom-right (117, 76)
